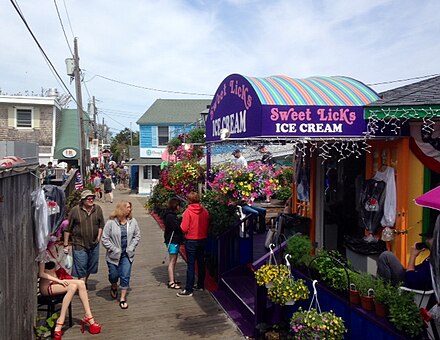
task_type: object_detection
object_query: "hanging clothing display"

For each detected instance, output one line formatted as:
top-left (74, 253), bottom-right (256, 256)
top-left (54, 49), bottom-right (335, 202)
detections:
top-left (31, 188), bottom-right (49, 259)
top-left (294, 158), bottom-right (309, 202)
top-left (372, 166), bottom-right (396, 228)
top-left (359, 179), bottom-right (386, 234)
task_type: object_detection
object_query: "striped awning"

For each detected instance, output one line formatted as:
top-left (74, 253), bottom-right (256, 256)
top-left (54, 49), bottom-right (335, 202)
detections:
top-left (207, 73), bottom-right (380, 141)
top-left (244, 75), bottom-right (379, 106)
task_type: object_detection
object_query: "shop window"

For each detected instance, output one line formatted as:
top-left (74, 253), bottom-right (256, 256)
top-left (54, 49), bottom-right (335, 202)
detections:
top-left (16, 108), bottom-right (32, 128)
top-left (158, 126), bottom-right (169, 146)
top-left (143, 165), bottom-right (161, 179)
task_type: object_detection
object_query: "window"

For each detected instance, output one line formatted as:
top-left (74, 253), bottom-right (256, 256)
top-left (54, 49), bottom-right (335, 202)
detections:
top-left (143, 165), bottom-right (161, 179)
top-left (158, 126), bottom-right (169, 146)
top-left (16, 108), bottom-right (32, 128)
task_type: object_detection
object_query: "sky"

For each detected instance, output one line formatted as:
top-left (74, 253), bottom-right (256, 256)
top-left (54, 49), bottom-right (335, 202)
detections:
top-left (1, 0), bottom-right (439, 135)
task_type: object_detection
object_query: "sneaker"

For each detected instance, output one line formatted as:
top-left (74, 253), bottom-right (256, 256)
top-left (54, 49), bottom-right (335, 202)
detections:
top-left (193, 286), bottom-right (205, 292)
top-left (176, 290), bottom-right (193, 297)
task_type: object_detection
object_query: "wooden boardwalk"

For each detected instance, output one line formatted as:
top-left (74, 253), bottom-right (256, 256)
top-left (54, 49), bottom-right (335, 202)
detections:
top-left (61, 188), bottom-right (243, 340)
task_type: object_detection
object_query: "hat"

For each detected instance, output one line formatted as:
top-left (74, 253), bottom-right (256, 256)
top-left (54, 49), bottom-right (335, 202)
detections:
top-left (232, 149), bottom-right (241, 155)
top-left (80, 190), bottom-right (96, 200)
top-left (256, 144), bottom-right (266, 151)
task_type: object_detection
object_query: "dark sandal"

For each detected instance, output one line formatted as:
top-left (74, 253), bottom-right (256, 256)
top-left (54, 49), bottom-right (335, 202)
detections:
top-left (119, 300), bottom-right (128, 309)
top-left (110, 287), bottom-right (118, 299)
top-left (167, 282), bottom-right (181, 290)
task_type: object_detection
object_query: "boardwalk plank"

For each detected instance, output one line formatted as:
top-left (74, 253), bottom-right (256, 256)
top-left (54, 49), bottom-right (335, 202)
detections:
top-left (60, 190), bottom-right (243, 340)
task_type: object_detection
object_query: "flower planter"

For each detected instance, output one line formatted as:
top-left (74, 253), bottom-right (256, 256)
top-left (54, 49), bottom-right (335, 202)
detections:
top-left (374, 300), bottom-right (388, 317)
top-left (360, 295), bottom-right (375, 311)
top-left (349, 289), bottom-right (361, 305)
top-left (284, 299), bottom-right (295, 305)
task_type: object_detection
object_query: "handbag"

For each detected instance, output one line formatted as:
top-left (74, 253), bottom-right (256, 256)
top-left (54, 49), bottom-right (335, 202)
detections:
top-left (265, 228), bottom-right (276, 249)
top-left (111, 182), bottom-right (115, 190)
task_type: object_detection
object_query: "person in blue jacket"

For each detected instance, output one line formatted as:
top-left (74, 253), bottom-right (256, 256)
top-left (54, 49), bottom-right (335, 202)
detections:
top-left (377, 228), bottom-right (434, 290)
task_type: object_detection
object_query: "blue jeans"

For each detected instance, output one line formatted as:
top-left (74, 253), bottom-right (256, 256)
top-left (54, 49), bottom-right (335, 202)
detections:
top-left (242, 204), bottom-right (266, 233)
top-left (107, 253), bottom-right (132, 289)
top-left (185, 239), bottom-right (206, 292)
top-left (72, 244), bottom-right (100, 278)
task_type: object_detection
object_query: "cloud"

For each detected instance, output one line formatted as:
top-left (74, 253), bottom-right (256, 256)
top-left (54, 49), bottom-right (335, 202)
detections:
top-left (1, 0), bottom-right (439, 132)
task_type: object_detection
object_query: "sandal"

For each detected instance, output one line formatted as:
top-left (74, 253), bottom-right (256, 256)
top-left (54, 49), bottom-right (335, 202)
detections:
top-left (119, 300), bottom-right (128, 309)
top-left (110, 286), bottom-right (118, 299)
top-left (167, 281), bottom-right (181, 290)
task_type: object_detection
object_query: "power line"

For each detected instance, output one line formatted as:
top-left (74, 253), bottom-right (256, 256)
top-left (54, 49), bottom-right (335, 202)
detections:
top-left (53, 0), bottom-right (73, 56)
top-left (61, 0), bottom-right (75, 37)
top-left (85, 73), bottom-right (214, 97)
top-left (10, 0), bottom-right (78, 107)
top-left (367, 73), bottom-right (440, 86)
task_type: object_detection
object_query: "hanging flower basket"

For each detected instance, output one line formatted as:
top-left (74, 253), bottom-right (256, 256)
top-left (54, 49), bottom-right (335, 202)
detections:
top-left (254, 264), bottom-right (290, 287)
top-left (267, 276), bottom-right (309, 306)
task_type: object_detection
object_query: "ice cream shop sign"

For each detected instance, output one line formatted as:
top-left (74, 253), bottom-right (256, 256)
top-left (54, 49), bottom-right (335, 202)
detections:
top-left (206, 73), bottom-right (380, 142)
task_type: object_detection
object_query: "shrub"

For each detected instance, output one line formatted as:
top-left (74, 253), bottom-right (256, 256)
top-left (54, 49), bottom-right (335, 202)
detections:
top-left (286, 235), bottom-right (312, 267)
top-left (388, 290), bottom-right (424, 336)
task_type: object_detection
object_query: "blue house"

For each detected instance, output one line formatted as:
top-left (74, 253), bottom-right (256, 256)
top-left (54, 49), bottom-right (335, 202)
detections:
top-left (130, 98), bottom-right (211, 194)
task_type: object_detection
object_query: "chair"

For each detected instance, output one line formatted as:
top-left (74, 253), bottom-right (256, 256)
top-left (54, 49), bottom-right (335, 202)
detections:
top-left (399, 286), bottom-right (434, 308)
top-left (37, 279), bottom-right (73, 327)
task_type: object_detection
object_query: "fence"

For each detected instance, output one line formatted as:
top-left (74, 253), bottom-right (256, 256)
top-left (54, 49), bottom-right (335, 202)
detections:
top-left (0, 162), bottom-right (39, 340)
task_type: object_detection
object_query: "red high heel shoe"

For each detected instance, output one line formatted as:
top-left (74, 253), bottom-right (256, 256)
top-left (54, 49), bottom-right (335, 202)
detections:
top-left (80, 315), bottom-right (102, 334)
top-left (53, 322), bottom-right (63, 340)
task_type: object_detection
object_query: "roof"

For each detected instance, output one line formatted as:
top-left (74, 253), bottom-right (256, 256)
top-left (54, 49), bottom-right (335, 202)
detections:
top-left (137, 99), bottom-right (212, 125)
top-left (53, 109), bottom-right (90, 161)
top-left (368, 75), bottom-right (440, 106)
top-left (244, 75), bottom-right (379, 106)
top-left (54, 109), bottom-right (80, 160)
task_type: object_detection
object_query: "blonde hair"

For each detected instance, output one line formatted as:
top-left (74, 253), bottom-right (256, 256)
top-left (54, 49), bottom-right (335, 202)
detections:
top-left (109, 200), bottom-right (132, 220)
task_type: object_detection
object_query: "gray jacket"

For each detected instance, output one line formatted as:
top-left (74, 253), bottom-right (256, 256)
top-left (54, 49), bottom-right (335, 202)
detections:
top-left (101, 218), bottom-right (141, 265)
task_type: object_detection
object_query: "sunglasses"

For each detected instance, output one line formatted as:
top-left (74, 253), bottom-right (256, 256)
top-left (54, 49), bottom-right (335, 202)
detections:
top-left (86, 197), bottom-right (95, 201)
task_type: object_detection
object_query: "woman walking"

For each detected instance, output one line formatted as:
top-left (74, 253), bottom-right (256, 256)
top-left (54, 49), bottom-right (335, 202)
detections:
top-left (102, 201), bottom-right (141, 309)
top-left (163, 198), bottom-right (184, 289)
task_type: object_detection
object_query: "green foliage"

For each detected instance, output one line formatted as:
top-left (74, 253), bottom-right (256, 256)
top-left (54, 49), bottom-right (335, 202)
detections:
top-left (35, 313), bottom-right (58, 339)
top-left (274, 166), bottom-right (293, 202)
top-left (311, 249), bottom-right (352, 291)
top-left (146, 182), bottom-right (175, 212)
top-left (354, 271), bottom-right (375, 297)
top-left (388, 290), bottom-right (424, 337)
top-left (374, 277), bottom-right (394, 305)
top-left (201, 190), bottom-right (239, 237)
top-left (110, 128), bottom-right (139, 161)
top-left (65, 189), bottom-right (82, 215)
top-left (286, 235), bottom-right (312, 267)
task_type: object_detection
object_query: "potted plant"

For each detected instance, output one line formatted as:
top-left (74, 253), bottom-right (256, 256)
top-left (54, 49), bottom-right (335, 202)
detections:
top-left (286, 234), bottom-right (312, 269)
top-left (348, 271), bottom-right (361, 305)
top-left (254, 264), bottom-right (290, 288)
top-left (267, 276), bottom-right (310, 305)
top-left (290, 307), bottom-right (347, 339)
top-left (373, 278), bottom-right (393, 317)
top-left (388, 289), bottom-right (424, 337)
top-left (355, 271), bottom-right (375, 311)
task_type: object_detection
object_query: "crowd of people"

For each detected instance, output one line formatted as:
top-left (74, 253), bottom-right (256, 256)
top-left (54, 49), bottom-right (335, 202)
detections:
top-left (37, 186), bottom-right (210, 338)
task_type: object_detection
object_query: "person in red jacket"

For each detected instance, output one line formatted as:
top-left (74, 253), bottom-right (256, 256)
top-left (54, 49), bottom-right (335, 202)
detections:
top-left (177, 192), bottom-right (209, 297)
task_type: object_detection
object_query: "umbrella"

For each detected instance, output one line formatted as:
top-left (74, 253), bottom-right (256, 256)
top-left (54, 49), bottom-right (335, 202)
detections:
top-left (161, 149), bottom-right (176, 162)
top-left (415, 186), bottom-right (440, 307)
top-left (414, 186), bottom-right (440, 211)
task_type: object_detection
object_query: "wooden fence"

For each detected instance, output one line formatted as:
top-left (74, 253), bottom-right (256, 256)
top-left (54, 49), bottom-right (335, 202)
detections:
top-left (0, 162), bottom-right (40, 339)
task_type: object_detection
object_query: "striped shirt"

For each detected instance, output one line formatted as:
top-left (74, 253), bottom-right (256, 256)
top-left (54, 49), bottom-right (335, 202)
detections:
top-left (66, 203), bottom-right (105, 250)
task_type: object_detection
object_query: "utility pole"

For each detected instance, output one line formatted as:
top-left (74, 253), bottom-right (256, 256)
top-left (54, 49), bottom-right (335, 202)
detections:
top-left (93, 96), bottom-right (97, 139)
top-left (73, 37), bottom-right (87, 179)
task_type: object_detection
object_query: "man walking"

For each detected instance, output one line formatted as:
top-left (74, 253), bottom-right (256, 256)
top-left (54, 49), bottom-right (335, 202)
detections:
top-left (64, 190), bottom-right (105, 287)
top-left (177, 192), bottom-right (209, 297)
